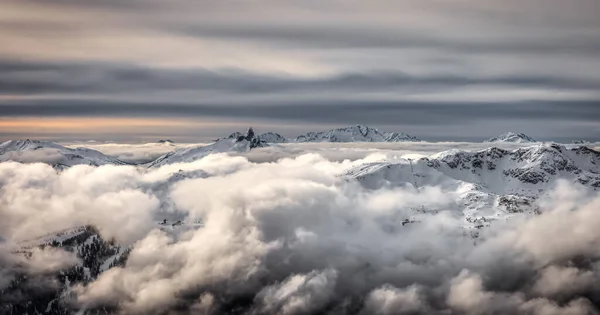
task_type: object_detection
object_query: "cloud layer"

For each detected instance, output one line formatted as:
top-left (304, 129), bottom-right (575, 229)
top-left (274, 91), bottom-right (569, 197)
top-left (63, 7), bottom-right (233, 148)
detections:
top-left (1, 147), bottom-right (600, 314)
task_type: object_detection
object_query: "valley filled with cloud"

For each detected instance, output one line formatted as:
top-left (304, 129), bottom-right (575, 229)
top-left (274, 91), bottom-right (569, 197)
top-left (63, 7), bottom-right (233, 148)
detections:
top-left (1, 0), bottom-right (599, 313)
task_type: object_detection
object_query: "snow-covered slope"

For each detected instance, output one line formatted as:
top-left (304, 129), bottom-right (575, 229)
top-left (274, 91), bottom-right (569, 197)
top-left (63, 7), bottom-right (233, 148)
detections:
top-left (484, 132), bottom-right (537, 143)
top-left (343, 143), bottom-right (600, 228)
top-left (0, 139), bottom-right (127, 168)
top-left (295, 125), bottom-right (419, 142)
top-left (258, 132), bottom-right (287, 143)
top-left (148, 128), bottom-right (267, 167)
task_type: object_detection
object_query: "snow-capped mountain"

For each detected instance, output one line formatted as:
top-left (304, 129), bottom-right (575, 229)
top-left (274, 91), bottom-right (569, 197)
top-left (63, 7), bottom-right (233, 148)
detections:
top-left (295, 125), bottom-right (419, 142)
top-left (0, 139), bottom-right (127, 168)
top-left (343, 143), bottom-right (600, 228)
top-left (484, 132), bottom-right (537, 143)
top-left (258, 132), bottom-right (287, 143)
top-left (148, 128), bottom-right (267, 167)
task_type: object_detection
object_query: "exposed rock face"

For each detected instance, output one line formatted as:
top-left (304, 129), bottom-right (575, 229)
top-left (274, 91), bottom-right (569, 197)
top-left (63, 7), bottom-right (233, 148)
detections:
top-left (245, 127), bottom-right (255, 141)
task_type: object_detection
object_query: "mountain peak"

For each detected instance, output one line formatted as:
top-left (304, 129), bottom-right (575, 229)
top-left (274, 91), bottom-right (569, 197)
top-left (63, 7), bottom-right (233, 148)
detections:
top-left (245, 127), bottom-right (255, 141)
top-left (484, 132), bottom-right (537, 143)
top-left (149, 128), bottom-right (268, 167)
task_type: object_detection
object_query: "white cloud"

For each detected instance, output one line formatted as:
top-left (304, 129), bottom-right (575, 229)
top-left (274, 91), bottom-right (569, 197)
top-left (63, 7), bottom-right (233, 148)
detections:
top-left (1, 145), bottom-right (600, 313)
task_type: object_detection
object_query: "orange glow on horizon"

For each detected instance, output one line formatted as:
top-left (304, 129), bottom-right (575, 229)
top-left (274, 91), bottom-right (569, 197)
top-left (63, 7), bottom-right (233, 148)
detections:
top-left (0, 117), bottom-right (239, 134)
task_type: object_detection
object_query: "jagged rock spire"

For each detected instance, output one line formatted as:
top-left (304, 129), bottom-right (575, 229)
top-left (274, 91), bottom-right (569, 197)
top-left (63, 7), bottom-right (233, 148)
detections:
top-left (245, 127), bottom-right (255, 141)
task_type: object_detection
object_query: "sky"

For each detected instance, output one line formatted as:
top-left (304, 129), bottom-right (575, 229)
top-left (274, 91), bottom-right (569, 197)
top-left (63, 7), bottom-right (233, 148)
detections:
top-left (1, 0), bottom-right (599, 142)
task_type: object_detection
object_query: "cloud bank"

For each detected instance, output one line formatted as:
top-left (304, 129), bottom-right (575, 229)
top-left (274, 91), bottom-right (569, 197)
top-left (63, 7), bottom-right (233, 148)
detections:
top-left (1, 148), bottom-right (600, 314)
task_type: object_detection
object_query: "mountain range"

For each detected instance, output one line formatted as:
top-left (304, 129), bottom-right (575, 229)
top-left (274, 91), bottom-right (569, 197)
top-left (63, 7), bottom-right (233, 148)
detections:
top-left (0, 127), bottom-right (595, 169)
top-left (294, 124), bottom-right (420, 142)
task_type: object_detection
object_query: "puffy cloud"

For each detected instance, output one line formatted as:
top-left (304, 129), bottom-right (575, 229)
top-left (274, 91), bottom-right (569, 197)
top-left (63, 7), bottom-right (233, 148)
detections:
top-left (1, 148), bottom-right (600, 314)
top-left (255, 269), bottom-right (338, 315)
top-left (0, 162), bottom-right (159, 244)
top-left (447, 270), bottom-right (598, 315)
top-left (362, 284), bottom-right (428, 315)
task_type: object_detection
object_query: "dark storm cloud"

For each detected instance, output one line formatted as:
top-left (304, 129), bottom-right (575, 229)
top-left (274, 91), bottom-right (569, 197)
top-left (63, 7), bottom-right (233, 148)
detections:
top-left (174, 25), bottom-right (600, 56)
top-left (1, 60), bottom-right (600, 95)
top-left (1, 0), bottom-right (599, 141)
top-left (1, 98), bottom-right (598, 126)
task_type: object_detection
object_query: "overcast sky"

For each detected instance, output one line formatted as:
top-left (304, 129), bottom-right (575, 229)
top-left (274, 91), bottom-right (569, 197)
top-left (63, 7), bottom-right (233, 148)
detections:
top-left (1, 0), bottom-right (599, 142)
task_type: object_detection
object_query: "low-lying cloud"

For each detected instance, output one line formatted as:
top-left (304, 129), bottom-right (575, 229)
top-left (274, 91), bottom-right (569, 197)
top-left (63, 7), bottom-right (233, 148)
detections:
top-left (63, 141), bottom-right (202, 164)
top-left (0, 150), bottom-right (599, 314)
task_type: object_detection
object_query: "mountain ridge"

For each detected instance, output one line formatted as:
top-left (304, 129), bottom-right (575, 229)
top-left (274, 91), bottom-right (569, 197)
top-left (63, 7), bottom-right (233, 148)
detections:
top-left (484, 132), bottom-right (537, 143)
top-left (343, 143), bottom-right (600, 229)
top-left (295, 124), bottom-right (420, 143)
top-left (148, 127), bottom-right (268, 167)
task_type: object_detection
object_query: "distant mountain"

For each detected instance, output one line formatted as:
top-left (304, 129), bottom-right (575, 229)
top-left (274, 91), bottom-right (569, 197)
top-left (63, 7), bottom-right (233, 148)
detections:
top-left (0, 139), bottom-right (127, 168)
top-left (572, 140), bottom-right (591, 144)
top-left (157, 139), bottom-right (175, 144)
top-left (295, 125), bottom-right (419, 142)
top-left (258, 132), bottom-right (287, 143)
top-left (382, 131), bottom-right (420, 142)
top-left (214, 131), bottom-right (286, 143)
top-left (484, 132), bottom-right (537, 143)
top-left (148, 128), bottom-right (267, 167)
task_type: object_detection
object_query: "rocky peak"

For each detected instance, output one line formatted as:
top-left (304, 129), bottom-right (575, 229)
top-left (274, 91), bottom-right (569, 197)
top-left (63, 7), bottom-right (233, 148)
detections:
top-left (245, 127), bottom-right (255, 141)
